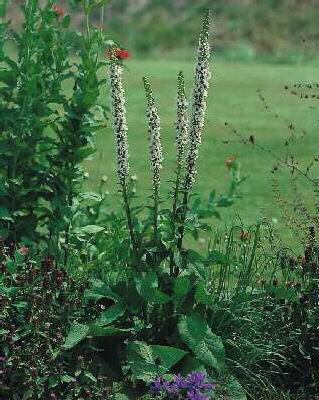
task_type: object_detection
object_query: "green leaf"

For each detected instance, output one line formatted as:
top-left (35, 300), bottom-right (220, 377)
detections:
top-left (85, 279), bottom-right (121, 301)
top-left (62, 14), bottom-right (71, 28)
top-left (61, 374), bottom-right (76, 383)
top-left (0, 0), bottom-right (8, 17)
top-left (77, 225), bottom-right (105, 235)
top-left (84, 371), bottom-right (97, 382)
top-left (113, 395), bottom-right (129, 400)
top-left (96, 301), bottom-right (125, 325)
top-left (135, 272), bottom-right (170, 305)
top-left (126, 341), bottom-right (187, 382)
top-left (195, 282), bottom-right (212, 307)
top-left (207, 250), bottom-right (228, 265)
top-left (177, 355), bottom-right (206, 376)
top-left (173, 275), bottom-right (191, 307)
top-left (63, 322), bottom-right (89, 350)
top-left (0, 206), bottom-right (12, 221)
top-left (216, 196), bottom-right (234, 208)
top-left (178, 313), bottom-right (225, 373)
top-left (224, 375), bottom-right (247, 400)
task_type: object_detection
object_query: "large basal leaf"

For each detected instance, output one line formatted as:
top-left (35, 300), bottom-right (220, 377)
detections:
top-left (63, 322), bottom-right (89, 350)
top-left (95, 301), bottom-right (125, 326)
top-left (135, 271), bottom-right (170, 305)
top-left (224, 375), bottom-right (247, 400)
top-left (178, 313), bottom-right (225, 374)
top-left (126, 341), bottom-right (188, 382)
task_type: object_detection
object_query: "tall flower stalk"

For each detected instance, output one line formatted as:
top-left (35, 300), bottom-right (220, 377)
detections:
top-left (143, 77), bottom-right (163, 242)
top-left (170, 71), bottom-right (189, 275)
top-left (109, 61), bottom-right (137, 258)
top-left (178, 9), bottom-right (211, 252)
top-left (172, 71), bottom-right (189, 218)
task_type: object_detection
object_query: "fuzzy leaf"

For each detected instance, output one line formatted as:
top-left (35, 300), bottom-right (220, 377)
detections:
top-left (178, 313), bottom-right (225, 373)
top-left (173, 275), bottom-right (191, 307)
top-left (126, 341), bottom-right (187, 382)
top-left (96, 301), bottom-right (125, 325)
top-left (63, 322), bottom-right (89, 350)
top-left (135, 272), bottom-right (170, 305)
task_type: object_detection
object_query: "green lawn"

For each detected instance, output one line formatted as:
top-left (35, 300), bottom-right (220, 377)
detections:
top-left (86, 58), bottom-right (319, 239)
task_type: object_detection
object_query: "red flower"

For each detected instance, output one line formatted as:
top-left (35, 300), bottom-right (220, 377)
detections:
top-left (225, 155), bottom-right (236, 168)
top-left (105, 48), bottom-right (131, 60)
top-left (19, 246), bottom-right (29, 256)
top-left (52, 4), bottom-right (65, 17)
top-left (239, 230), bottom-right (249, 241)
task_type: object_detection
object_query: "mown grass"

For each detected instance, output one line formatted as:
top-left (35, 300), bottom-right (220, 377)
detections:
top-left (86, 59), bottom-right (319, 241)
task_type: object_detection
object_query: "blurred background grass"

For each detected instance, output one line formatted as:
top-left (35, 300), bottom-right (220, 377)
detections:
top-left (8, 0), bottom-right (319, 63)
top-left (6, 0), bottom-right (319, 241)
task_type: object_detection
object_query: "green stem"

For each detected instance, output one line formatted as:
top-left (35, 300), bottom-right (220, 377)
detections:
top-left (169, 167), bottom-right (181, 275)
top-left (171, 190), bottom-right (188, 275)
top-left (154, 186), bottom-right (159, 243)
top-left (172, 166), bottom-right (181, 218)
top-left (122, 185), bottom-right (138, 263)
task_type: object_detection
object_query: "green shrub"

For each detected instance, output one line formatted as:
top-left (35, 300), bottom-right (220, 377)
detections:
top-left (0, 0), bottom-right (108, 247)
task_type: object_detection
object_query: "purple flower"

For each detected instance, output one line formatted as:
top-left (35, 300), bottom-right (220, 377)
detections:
top-left (173, 374), bottom-right (188, 389)
top-left (186, 372), bottom-right (214, 391)
top-left (149, 371), bottom-right (214, 399)
top-left (150, 376), bottom-right (170, 393)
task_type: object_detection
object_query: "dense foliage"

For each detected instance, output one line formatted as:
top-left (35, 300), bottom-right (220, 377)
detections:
top-left (1, 2), bottom-right (319, 400)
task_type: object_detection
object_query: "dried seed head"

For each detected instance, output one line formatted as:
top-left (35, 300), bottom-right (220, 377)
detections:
top-left (184, 9), bottom-right (211, 191)
top-left (143, 77), bottom-right (163, 191)
top-left (176, 71), bottom-right (189, 168)
top-left (109, 62), bottom-right (130, 187)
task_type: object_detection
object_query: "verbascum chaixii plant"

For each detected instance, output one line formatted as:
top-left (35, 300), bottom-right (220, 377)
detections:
top-left (143, 76), bottom-right (163, 242)
top-left (109, 10), bottom-right (212, 270)
top-left (109, 61), bottom-right (138, 261)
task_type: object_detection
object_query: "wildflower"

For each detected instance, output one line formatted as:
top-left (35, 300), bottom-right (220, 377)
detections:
top-left (52, 4), bottom-right (65, 17)
top-left (186, 372), bottom-right (214, 391)
top-left (105, 48), bottom-right (131, 60)
top-left (150, 376), bottom-right (170, 393)
top-left (143, 77), bottom-right (163, 191)
top-left (239, 230), bottom-right (249, 241)
top-left (176, 71), bottom-right (189, 167)
top-left (149, 372), bottom-right (214, 399)
top-left (18, 246), bottom-right (29, 256)
top-left (184, 10), bottom-right (211, 191)
top-left (109, 63), bottom-right (130, 187)
top-left (225, 155), bottom-right (236, 168)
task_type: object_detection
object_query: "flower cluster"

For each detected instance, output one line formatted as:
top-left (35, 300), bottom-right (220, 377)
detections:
top-left (109, 63), bottom-right (130, 187)
top-left (176, 71), bottom-right (189, 168)
top-left (150, 372), bottom-right (214, 400)
top-left (184, 10), bottom-right (211, 191)
top-left (143, 77), bottom-right (163, 190)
